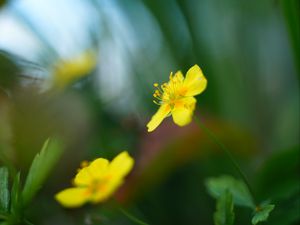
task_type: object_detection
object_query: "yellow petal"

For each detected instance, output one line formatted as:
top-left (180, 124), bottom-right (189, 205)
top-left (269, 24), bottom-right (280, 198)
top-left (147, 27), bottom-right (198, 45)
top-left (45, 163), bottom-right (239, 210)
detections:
top-left (88, 158), bottom-right (109, 179)
top-left (88, 152), bottom-right (134, 203)
top-left (172, 97), bottom-right (196, 126)
top-left (109, 151), bottom-right (134, 178)
top-left (74, 168), bottom-right (92, 186)
top-left (183, 65), bottom-right (207, 96)
top-left (74, 158), bottom-right (109, 186)
top-left (147, 104), bottom-right (171, 132)
top-left (173, 71), bottom-right (184, 82)
top-left (55, 187), bottom-right (89, 208)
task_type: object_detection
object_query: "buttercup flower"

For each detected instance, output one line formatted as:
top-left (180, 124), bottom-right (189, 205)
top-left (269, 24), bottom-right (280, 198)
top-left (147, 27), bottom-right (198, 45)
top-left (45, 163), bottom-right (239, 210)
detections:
top-left (147, 64), bottom-right (207, 132)
top-left (52, 50), bottom-right (96, 88)
top-left (55, 151), bottom-right (134, 208)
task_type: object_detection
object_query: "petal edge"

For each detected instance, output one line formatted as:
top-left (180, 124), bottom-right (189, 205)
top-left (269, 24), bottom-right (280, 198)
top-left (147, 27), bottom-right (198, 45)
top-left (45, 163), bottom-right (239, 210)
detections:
top-left (147, 104), bottom-right (171, 132)
top-left (55, 187), bottom-right (89, 208)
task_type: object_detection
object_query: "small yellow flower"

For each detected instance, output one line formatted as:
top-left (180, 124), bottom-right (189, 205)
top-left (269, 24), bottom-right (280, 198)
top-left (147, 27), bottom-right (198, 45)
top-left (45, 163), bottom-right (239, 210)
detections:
top-left (55, 151), bottom-right (134, 208)
top-left (52, 50), bottom-right (96, 88)
top-left (147, 64), bottom-right (207, 132)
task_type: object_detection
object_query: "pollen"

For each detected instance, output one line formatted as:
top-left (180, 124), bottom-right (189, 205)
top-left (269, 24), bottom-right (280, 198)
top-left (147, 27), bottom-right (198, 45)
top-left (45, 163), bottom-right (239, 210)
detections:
top-left (151, 72), bottom-right (185, 106)
top-left (80, 160), bottom-right (89, 168)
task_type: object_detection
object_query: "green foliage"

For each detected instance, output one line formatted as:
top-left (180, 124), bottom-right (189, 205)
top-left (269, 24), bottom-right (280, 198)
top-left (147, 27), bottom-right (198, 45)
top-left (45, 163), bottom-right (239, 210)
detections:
top-left (0, 0), bottom-right (298, 224)
top-left (280, 0), bottom-right (300, 75)
top-left (205, 175), bottom-right (255, 208)
top-left (10, 173), bottom-right (21, 217)
top-left (22, 138), bottom-right (63, 206)
top-left (0, 167), bottom-right (9, 213)
top-left (214, 190), bottom-right (234, 225)
top-left (119, 207), bottom-right (149, 225)
top-left (252, 204), bottom-right (275, 225)
top-left (0, 222), bottom-right (9, 225)
top-left (0, 139), bottom-right (63, 225)
top-left (267, 197), bottom-right (299, 225)
top-left (206, 175), bottom-right (276, 225)
top-left (255, 146), bottom-right (300, 225)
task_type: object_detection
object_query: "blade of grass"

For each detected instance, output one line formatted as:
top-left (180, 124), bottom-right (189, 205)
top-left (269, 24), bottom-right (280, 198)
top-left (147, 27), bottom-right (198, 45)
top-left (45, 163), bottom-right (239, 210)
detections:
top-left (22, 138), bottom-right (63, 206)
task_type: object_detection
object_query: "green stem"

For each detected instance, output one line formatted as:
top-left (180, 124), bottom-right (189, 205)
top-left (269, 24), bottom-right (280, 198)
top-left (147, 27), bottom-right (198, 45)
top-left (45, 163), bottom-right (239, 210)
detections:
top-left (194, 115), bottom-right (257, 205)
top-left (119, 207), bottom-right (149, 225)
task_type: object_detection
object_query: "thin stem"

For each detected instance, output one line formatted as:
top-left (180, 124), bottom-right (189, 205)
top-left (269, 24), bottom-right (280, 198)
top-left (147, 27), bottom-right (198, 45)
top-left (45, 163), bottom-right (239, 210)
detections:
top-left (119, 207), bottom-right (149, 225)
top-left (194, 115), bottom-right (257, 205)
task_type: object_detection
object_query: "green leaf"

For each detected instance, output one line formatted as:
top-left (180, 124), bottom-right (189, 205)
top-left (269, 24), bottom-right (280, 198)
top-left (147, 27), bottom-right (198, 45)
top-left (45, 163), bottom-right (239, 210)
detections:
top-left (10, 172), bottom-right (21, 217)
top-left (252, 204), bottom-right (275, 225)
top-left (214, 190), bottom-right (235, 225)
top-left (205, 175), bottom-right (255, 208)
top-left (22, 138), bottom-right (63, 206)
top-left (268, 198), bottom-right (299, 225)
top-left (0, 167), bottom-right (9, 213)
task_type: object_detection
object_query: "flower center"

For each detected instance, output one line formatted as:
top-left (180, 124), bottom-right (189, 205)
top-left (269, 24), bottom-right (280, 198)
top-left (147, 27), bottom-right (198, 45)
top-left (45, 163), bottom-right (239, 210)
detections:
top-left (87, 175), bottom-right (112, 195)
top-left (152, 72), bottom-right (186, 106)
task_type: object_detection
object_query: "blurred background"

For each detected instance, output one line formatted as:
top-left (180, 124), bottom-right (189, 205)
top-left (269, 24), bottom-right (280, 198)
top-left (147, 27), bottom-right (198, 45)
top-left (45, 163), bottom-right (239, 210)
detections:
top-left (0, 0), bottom-right (299, 224)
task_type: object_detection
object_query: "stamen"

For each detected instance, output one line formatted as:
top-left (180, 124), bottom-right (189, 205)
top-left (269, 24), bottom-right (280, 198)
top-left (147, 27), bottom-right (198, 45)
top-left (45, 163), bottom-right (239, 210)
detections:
top-left (153, 100), bottom-right (161, 105)
top-left (80, 160), bottom-right (89, 168)
top-left (152, 72), bottom-right (185, 106)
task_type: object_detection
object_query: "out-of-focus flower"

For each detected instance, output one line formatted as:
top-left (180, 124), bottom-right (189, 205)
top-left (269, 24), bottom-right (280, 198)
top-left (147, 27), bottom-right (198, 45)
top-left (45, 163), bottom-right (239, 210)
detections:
top-left (52, 51), bottom-right (97, 88)
top-left (147, 65), bottom-right (207, 132)
top-left (55, 151), bottom-right (134, 208)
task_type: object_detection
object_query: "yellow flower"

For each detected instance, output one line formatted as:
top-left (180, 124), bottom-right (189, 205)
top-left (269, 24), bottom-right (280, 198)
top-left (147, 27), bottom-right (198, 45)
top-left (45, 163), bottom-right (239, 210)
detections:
top-left (55, 151), bottom-right (134, 208)
top-left (52, 50), bottom-right (96, 88)
top-left (147, 64), bottom-right (207, 132)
